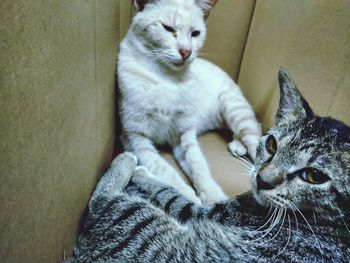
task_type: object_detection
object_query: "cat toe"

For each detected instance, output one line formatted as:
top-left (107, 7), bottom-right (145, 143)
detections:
top-left (111, 152), bottom-right (138, 170)
top-left (198, 189), bottom-right (228, 207)
top-left (132, 166), bottom-right (157, 184)
top-left (228, 140), bottom-right (247, 157)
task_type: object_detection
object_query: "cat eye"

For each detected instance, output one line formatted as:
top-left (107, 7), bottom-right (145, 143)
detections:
top-left (162, 24), bottom-right (175, 33)
top-left (295, 168), bottom-right (330, 184)
top-left (265, 135), bottom-right (277, 156)
top-left (191, 30), bottom-right (201, 37)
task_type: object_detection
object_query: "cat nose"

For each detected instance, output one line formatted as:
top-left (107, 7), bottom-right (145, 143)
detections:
top-left (179, 48), bottom-right (191, 60)
top-left (256, 174), bottom-right (275, 191)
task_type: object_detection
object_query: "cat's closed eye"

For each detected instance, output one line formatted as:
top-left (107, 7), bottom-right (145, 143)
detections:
top-left (191, 30), bottom-right (201, 37)
top-left (162, 24), bottom-right (176, 33)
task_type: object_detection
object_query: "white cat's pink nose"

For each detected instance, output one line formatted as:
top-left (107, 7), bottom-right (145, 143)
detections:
top-left (179, 48), bottom-right (192, 60)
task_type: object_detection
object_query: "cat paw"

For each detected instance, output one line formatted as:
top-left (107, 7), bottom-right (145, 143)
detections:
top-left (198, 191), bottom-right (228, 207)
top-left (132, 167), bottom-right (202, 205)
top-left (132, 166), bottom-right (158, 185)
top-left (245, 140), bottom-right (259, 161)
top-left (228, 140), bottom-right (247, 157)
top-left (198, 187), bottom-right (228, 206)
top-left (176, 185), bottom-right (202, 205)
top-left (111, 152), bottom-right (138, 172)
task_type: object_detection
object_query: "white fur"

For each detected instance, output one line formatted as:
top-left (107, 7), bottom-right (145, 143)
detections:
top-left (118, 0), bottom-right (261, 205)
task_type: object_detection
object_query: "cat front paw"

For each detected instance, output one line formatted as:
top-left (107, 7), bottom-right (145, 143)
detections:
top-left (111, 152), bottom-right (138, 173)
top-left (198, 191), bottom-right (228, 207)
top-left (228, 138), bottom-right (259, 160)
top-left (245, 139), bottom-right (259, 160)
top-left (228, 139), bottom-right (247, 157)
top-left (132, 166), bottom-right (158, 185)
top-left (176, 185), bottom-right (202, 205)
top-left (197, 187), bottom-right (228, 206)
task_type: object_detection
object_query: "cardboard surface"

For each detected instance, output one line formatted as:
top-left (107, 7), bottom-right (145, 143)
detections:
top-left (162, 131), bottom-right (251, 198)
top-left (0, 1), bottom-right (119, 262)
top-left (201, 0), bottom-right (256, 80)
top-left (238, 0), bottom-right (350, 129)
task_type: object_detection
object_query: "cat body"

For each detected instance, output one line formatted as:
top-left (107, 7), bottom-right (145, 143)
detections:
top-left (68, 69), bottom-right (350, 262)
top-left (120, 57), bottom-right (230, 145)
top-left (118, 0), bottom-right (261, 205)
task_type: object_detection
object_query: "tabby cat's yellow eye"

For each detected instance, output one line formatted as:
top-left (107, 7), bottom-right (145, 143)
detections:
top-left (297, 168), bottom-right (330, 184)
top-left (265, 135), bottom-right (277, 155)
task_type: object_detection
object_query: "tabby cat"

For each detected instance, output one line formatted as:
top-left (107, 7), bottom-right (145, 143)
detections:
top-left (118, 0), bottom-right (261, 205)
top-left (68, 69), bottom-right (350, 262)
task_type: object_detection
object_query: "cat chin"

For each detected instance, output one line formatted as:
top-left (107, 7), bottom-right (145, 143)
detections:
top-left (167, 62), bottom-right (188, 71)
top-left (251, 189), bottom-right (268, 207)
top-left (159, 59), bottom-right (192, 71)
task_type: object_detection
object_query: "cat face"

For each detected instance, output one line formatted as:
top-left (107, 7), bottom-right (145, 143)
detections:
top-left (252, 69), bottom-right (350, 220)
top-left (131, 0), bottom-right (216, 71)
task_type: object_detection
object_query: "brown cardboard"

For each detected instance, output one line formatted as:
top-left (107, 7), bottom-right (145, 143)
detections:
top-left (238, 0), bottom-right (350, 129)
top-left (201, 0), bottom-right (256, 80)
top-left (0, 1), bottom-right (119, 262)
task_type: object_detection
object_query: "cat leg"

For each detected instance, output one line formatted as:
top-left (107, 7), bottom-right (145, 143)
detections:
top-left (88, 152), bottom-right (137, 212)
top-left (131, 166), bottom-right (208, 222)
top-left (125, 133), bottom-right (201, 204)
top-left (218, 85), bottom-right (262, 160)
top-left (131, 166), bottom-right (241, 225)
top-left (175, 130), bottom-right (228, 206)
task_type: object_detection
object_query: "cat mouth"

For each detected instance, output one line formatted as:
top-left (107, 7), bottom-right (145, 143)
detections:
top-left (172, 61), bottom-right (185, 67)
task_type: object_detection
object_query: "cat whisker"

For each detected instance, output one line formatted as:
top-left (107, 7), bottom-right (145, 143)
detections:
top-left (240, 155), bottom-right (253, 165)
top-left (290, 201), bottom-right (324, 260)
top-left (333, 204), bottom-right (350, 235)
top-left (271, 213), bottom-right (292, 261)
top-left (255, 206), bottom-right (278, 231)
top-left (224, 155), bottom-right (251, 171)
top-left (341, 217), bottom-right (350, 235)
top-left (249, 205), bottom-right (283, 242)
top-left (232, 154), bottom-right (253, 168)
top-left (264, 208), bottom-right (287, 243)
top-left (260, 207), bottom-right (284, 235)
top-left (232, 171), bottom-right (251, 177)
top-left (289, 208), bottom-right (299, 255)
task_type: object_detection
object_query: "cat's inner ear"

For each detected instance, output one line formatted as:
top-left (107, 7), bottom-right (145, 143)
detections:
top-left (132, 0), bottom-right (150, 11)
top-left (196, 0), bottom-right (219, 19)
top-left (275, 68), bottom-right (314, 126)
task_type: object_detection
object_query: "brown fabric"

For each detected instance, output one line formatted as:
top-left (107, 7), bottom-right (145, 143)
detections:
top-left (162, 131), bottom-right (251, 197)
top-left (238, 0), bottom-right (350, 129)
top-left (202, 0), bottom-right (256, 80)
top-left (0, 1), bottom-right (119, 262)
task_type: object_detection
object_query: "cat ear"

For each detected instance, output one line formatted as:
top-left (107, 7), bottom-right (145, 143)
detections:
top-left (196, 0), bottom-right (218, 19)
top-left (132, 0), bottom-right (150, 11)
top-left (275, 68), bottom-right (314, 126)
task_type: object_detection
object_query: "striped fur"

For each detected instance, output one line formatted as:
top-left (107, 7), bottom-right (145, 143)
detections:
top-left (118, 0), bottom-right (261, 205)
top-left (67, 70), bottom-right (350, 262)
top-left (67, 149), bottom-right (349, 262)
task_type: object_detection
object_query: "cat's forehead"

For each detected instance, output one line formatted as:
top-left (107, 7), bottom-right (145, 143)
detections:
top-left (274, 117), bottom-right (350, 166)
top-left (148, 0), bottom-right (204, 27)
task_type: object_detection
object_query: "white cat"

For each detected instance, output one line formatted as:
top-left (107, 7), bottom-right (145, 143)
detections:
top-left (118, 0), bottom-right (261, 205)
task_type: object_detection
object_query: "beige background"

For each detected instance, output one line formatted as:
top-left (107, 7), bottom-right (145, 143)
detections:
top-left (1, 0), bottom-right (349, 262)
top-left (0, 0), bottom-right (120, 262)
